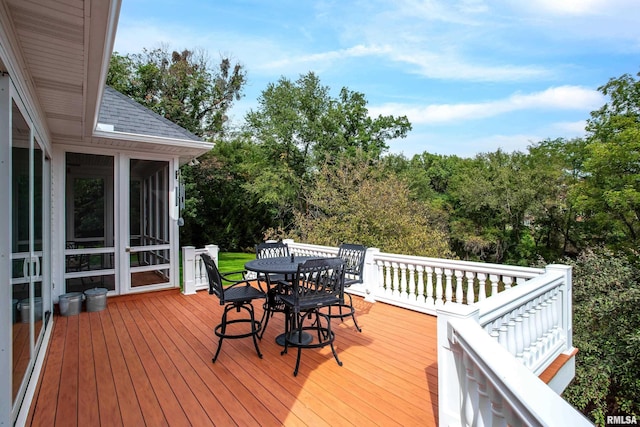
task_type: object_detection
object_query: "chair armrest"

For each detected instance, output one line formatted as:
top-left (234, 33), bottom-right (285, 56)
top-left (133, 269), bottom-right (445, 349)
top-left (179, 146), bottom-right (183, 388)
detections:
top-left (220, 270), bottom-right (249, 282)
top-left (222, 275), bottom-right (268, 294)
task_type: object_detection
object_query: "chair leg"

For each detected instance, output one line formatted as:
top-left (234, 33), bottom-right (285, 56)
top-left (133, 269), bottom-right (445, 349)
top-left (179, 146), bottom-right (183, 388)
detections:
top-left (213, 303), bottom-right (263, 362)
top-left (248, 304), bottom-right (263, 359)
top-left (212, 305), bottom-right (231, 363)
top-left (293, 314), bottom-right (304, 376)
top-left (259, 303), bottom-right (270, 339)
top-left (280, 307), bottom-right (292, 356)
top-left (325, 313), bottom-right (343, 368)
top-left (347, 294), bottom-right (362, 332)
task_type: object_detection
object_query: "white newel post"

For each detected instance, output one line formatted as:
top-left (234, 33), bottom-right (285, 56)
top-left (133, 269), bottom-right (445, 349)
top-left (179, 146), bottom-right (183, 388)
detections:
top-left (205, 244), bottom-right (219, 266)
top-left (182, 246), bottom-right (196, 295)
top-left (363, 247), bottom-right (379, 303)
top-left (437, 303), bottom-right (480, 426)
top-left (545, 264), bottom-right (572, 349)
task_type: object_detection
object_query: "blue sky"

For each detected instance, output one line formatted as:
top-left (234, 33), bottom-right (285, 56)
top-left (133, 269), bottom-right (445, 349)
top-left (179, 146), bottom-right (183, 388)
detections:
top-left (114, 0), bottom-right (640, 158)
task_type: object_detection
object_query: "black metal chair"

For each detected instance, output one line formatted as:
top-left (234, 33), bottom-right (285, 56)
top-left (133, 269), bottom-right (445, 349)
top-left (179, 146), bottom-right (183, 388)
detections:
top-left (255, 241), bottom-right (291, 338)
top-left (326, 243), bottom-right (367, 332)
top-left (201, 253), bottom-right (266, 362)
top-left (280, 258), bottom-right (346, 376)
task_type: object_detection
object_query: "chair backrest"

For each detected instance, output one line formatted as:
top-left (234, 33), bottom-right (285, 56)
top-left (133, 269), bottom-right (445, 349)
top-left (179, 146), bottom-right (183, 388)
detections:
top-left (337, 243), bottom-right (367, 284)
top-left (255, 241), bottom-right (290, 259)
top-left (201, 253), bottom-right (225, 302)
top-left (289, 258), bottom-right (346, 312)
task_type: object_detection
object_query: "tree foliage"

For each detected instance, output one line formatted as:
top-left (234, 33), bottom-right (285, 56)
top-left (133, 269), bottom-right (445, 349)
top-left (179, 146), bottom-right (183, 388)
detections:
top-left (243, 72), bottom-right (412, 231)
top-left (290, 154), bottom-right (454, 257)
top-left (561, 248), bottom-right (640, 425)
top-left (571, 71), bottom-right (640, 254)
top-left (107, 46), bottom-right (246, 139)
top-left (445, 149), bottom-right (559, 264)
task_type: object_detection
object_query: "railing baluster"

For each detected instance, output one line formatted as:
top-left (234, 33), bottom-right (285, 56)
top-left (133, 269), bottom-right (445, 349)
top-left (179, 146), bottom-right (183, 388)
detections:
top-left (466, 271), bottom-right (476, 304)
top-left (521, 307), bottom-right (532, 368)
top-left (376, 259), bottom-right (384, 297)
top-left (551, 288), bottom-right (561, 343)
top-left (498, 316), bottom-right (508, 348)
top-left (391, 262), bottom-right (400, 298)
top-left (504, 275), bottom-right (514, 290)
top-left (384, 261), bottom-right (393, 298)
top-left (489, 274), bottom-right (499, 297)
top-left (455, 270), bottom-right (464, 304)
top-left (425, 266), bottom-right (434, 306)
top-left (400, 263), bottom-right (408, 298)
top-left (415, 265), bottom-right (425, 303)
top-left (435, 268), bottom-right (444, 306)
top-left (514, 312), bottom-right (524, 361)
top-left (463, 353), bottom-right (478, 425)
top-left (407, 263), bottom-right (416, 300)
top-left (507, 317), bottom-right (516, 356)
top-left (445, 269), bottom-right (453, 303)
top-left (488, 383), bottom-right (507, 427)
top-left (528, 301), bottom-right (539, 363)
top-left (476, 369), bottom-right (491, 427)
top-left (534, 297), bottom-right (546, 356)
top-left (477, 272), bottom-right (487, 302)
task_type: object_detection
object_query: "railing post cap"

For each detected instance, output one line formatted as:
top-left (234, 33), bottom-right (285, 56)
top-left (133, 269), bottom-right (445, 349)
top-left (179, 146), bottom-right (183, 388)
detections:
top-left (545, 264), bottom-right (571, 272)
top-left (436, 303), bottom-right (479, 319)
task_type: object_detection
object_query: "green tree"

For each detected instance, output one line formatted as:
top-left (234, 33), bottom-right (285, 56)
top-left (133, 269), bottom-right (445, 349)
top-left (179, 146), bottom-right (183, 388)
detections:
top-left (107, 47), bottom-right (246, 139)
top-left (572, 71), bottom-right (640, 254)
top-left (561, 248), bottom-right (640, 425)
top-left (525, 138), bottom-right (589, 259)
top-left (179, 137), bottom-right (274, 250)
top-left (291, 153), bottom-right (453, 257)
top-left (244, 71), bottom-right (411, 232)
top-left (448, 149), bottom-right (556, 264)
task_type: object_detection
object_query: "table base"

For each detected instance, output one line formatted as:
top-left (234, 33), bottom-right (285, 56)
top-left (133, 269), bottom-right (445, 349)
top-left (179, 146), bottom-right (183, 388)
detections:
top-left (276, 331), bottom-right (313, 346)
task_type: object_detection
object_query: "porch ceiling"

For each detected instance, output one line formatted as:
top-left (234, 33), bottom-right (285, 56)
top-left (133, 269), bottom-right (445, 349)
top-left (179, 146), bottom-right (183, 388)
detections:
top-left (4, 0), bottom-right (118, 142)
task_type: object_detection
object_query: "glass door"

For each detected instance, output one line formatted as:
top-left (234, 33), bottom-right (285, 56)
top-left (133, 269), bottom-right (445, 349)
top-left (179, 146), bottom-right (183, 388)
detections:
top-left (127, 159), bottom-right (171, 290)
top-left (10, 99), bottom-right (49, 409)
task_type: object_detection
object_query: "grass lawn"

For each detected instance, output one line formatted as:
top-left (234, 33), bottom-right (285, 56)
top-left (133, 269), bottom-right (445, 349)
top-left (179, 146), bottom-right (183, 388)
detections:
top-left (218, 252), bottom-right (255, 279)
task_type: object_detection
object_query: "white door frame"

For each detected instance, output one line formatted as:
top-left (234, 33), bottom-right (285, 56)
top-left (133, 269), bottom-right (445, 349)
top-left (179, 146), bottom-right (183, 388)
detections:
top-left (56, 148), bottom-right (180, 296)
top-left (117, 153), bottom-right (180, 294)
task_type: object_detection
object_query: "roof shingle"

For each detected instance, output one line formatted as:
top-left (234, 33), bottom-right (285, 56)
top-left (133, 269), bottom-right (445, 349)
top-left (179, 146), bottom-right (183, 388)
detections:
top-left (97, 86), bottom-right (202, 142)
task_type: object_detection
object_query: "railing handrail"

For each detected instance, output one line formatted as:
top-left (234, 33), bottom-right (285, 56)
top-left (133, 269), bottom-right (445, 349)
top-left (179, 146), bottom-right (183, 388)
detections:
top-left (477, 268), bottom-right (565, 325)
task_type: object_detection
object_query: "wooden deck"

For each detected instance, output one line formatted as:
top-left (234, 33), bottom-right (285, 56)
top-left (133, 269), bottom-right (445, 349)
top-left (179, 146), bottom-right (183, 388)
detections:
top-left (27, 289), bottom-right (439, 426)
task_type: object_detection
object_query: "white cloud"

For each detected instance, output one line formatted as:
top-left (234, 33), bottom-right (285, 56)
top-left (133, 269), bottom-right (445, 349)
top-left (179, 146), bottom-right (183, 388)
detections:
top-left (370, 86), bottom-right (603, 124)
top-left (388, 130), bottom-right (542, 157)
top-left (260, 44), bottom-right (391, 71)
top-left (532, 0), bottom-right (606, 15)
top-left (547, 120), bottom-right (588, 135)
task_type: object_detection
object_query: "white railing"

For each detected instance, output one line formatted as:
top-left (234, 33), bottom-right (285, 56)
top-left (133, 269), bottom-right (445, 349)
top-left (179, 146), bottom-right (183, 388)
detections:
top-left (437, 264), bottom-right (586, 426)
top-left (183, 240), bottom-right (582, 425)
top-left (284, 240), bottom-right (544, 315)
top-left (181, 245), bottom-right (219, 294)
top-left (438, 307), bottom-right (589, 426)
top-left (477, 265), bottom-right (572, 375)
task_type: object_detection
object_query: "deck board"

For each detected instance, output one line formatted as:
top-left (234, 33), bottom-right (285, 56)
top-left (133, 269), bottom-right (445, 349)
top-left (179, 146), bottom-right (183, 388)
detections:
top-left (28, 289), bottom-right (439, 426)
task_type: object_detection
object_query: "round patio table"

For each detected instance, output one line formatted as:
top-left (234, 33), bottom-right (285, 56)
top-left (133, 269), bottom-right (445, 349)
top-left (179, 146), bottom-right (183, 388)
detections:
top-left (245, 256), bottom-right (317, 346)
